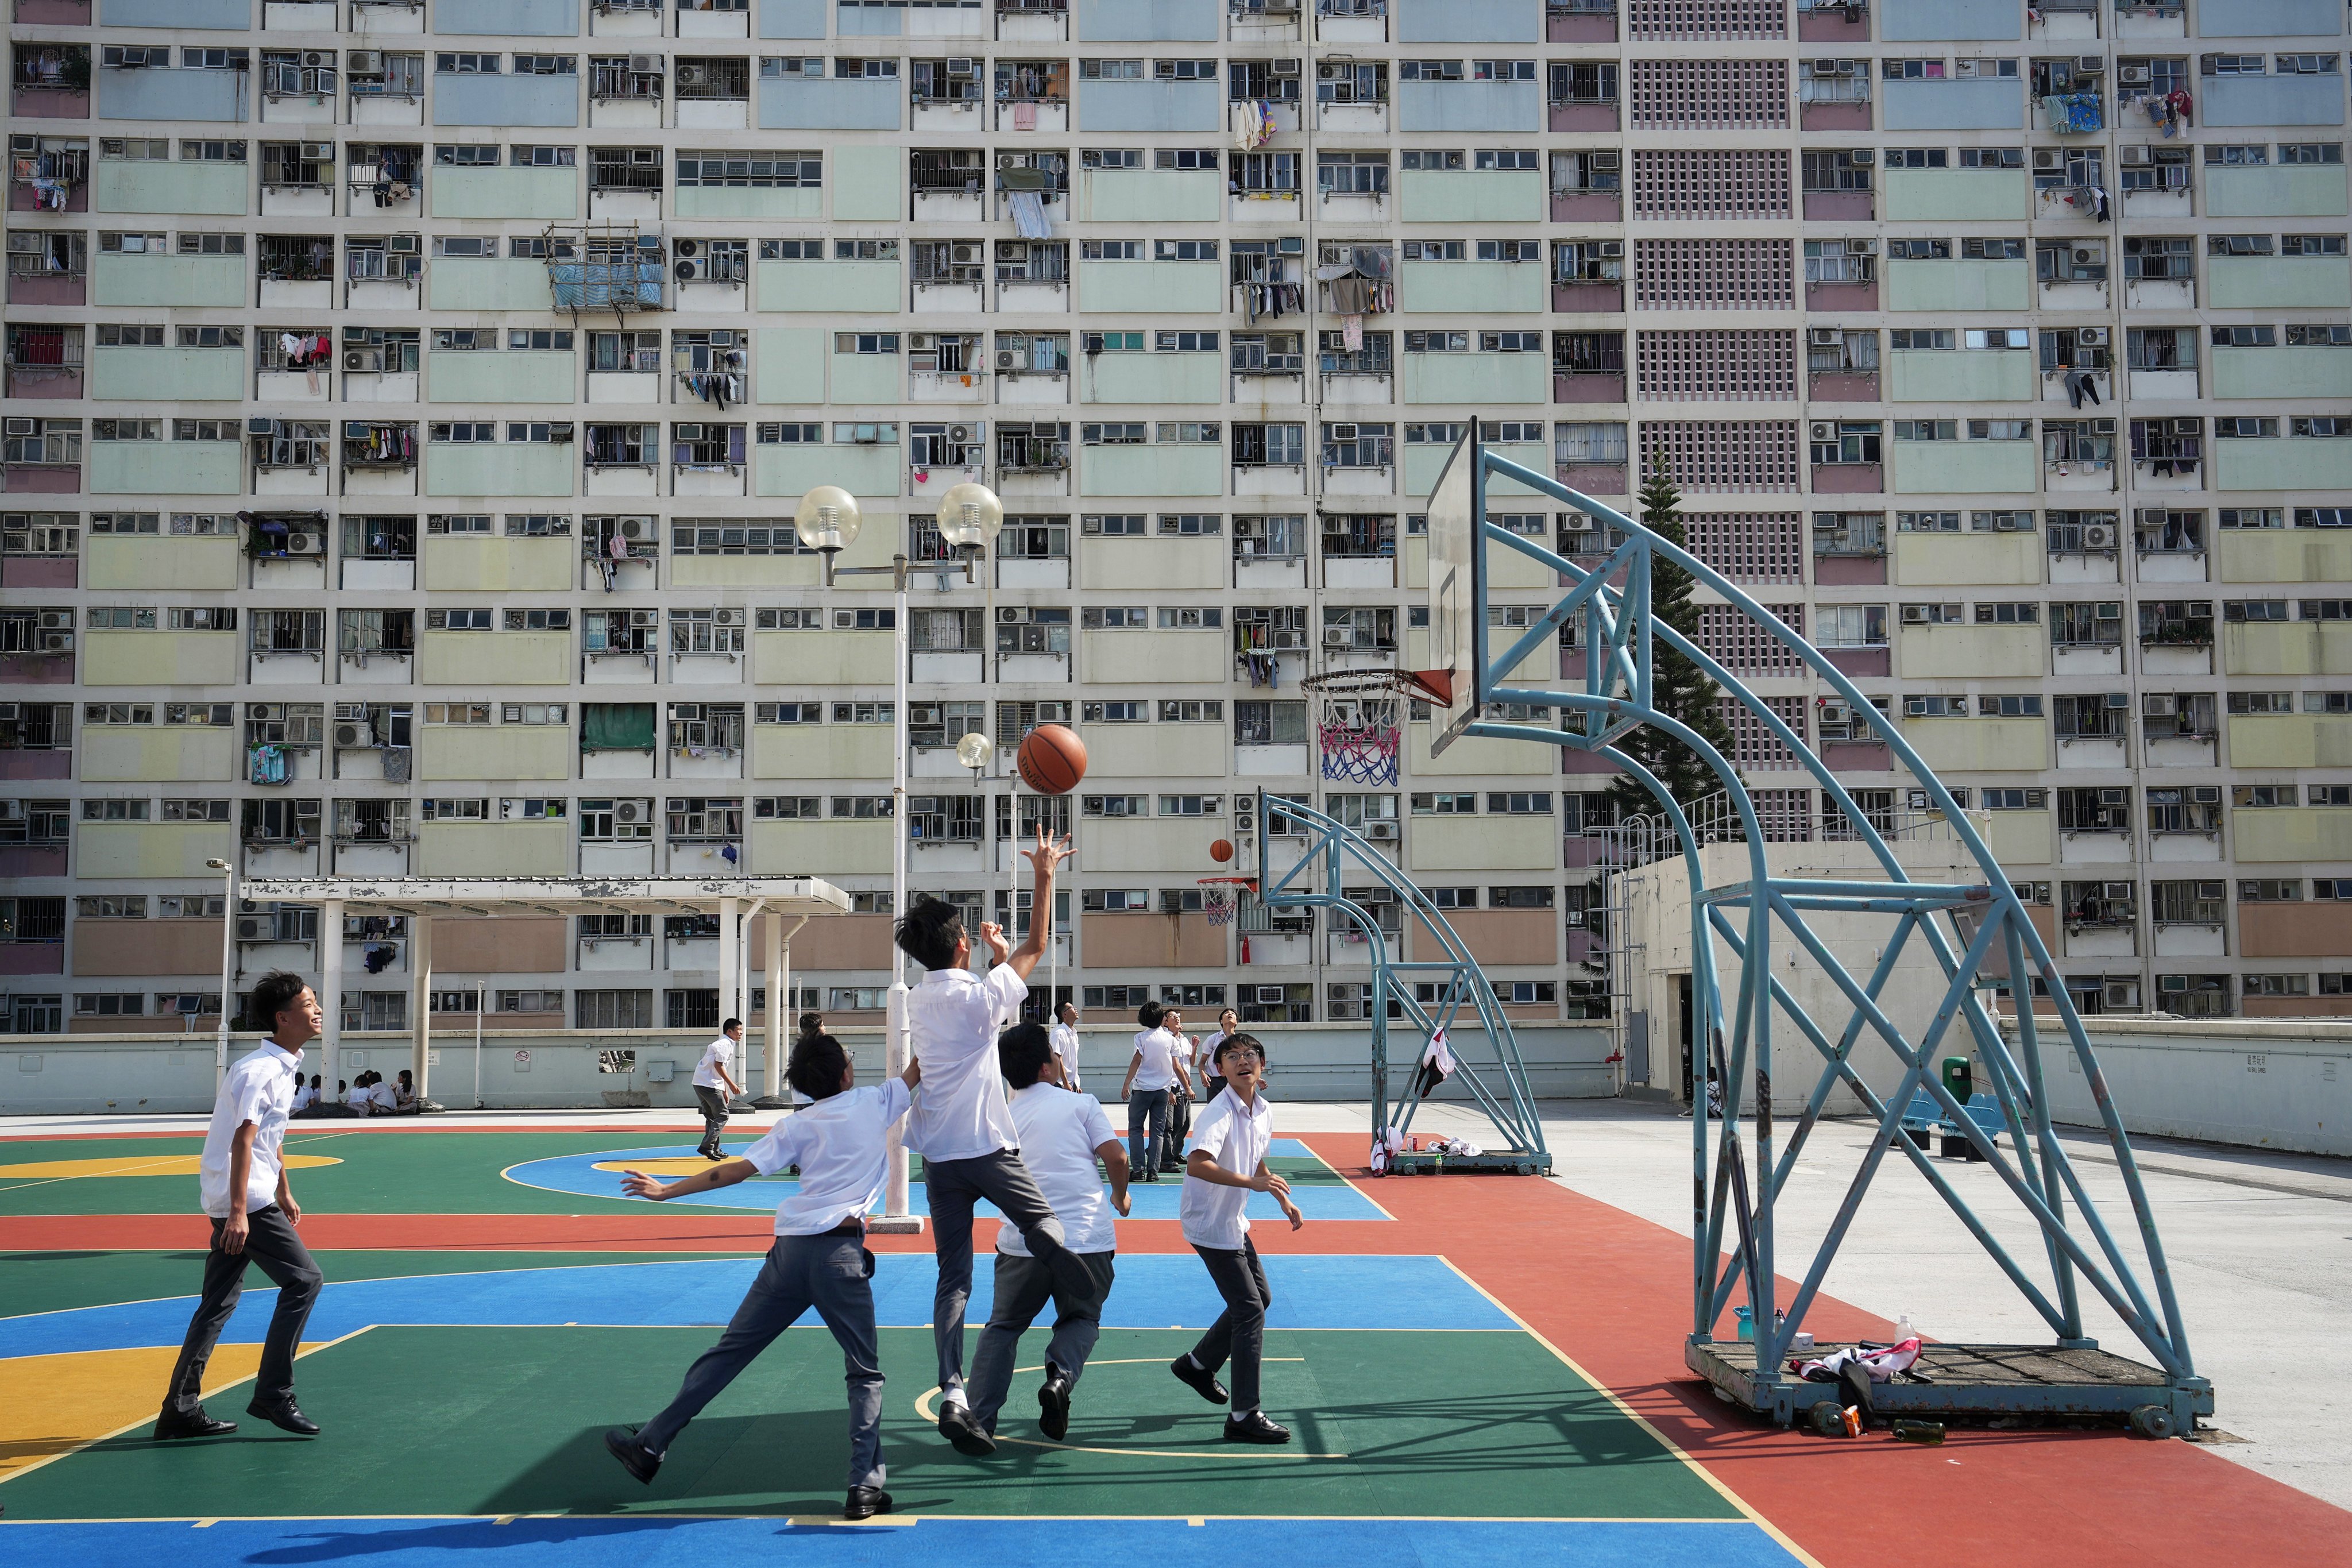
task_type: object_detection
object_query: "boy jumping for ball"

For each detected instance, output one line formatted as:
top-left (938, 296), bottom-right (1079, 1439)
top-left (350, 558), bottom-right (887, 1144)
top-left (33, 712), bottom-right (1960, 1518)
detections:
top-left (1171, 1033), bottom-right (1303, 1445)
top-left (604, 1033), bottom-right (918, 1520)
top-left (898, 828), bottom-right (1099, 1456)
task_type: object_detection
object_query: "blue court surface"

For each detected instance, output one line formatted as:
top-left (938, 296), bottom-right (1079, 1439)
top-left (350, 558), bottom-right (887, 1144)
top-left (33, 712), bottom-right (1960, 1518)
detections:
top-left (0, 1517), bottom-right (1809, 1567)
top-left (1, 1253), bottom-right (1509, 1359)
top-left (502, 1140), bottom-right (1388, 1222)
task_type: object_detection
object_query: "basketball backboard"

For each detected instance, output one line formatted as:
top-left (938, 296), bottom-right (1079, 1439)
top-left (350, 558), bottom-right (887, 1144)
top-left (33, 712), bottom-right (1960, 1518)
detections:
top-left (1424, 430), bottom-right (1484, 755)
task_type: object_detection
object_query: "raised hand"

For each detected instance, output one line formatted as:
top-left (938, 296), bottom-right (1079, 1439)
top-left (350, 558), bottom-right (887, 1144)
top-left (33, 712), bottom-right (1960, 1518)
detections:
top-left (1022, 825), bottom-right (1073, 876)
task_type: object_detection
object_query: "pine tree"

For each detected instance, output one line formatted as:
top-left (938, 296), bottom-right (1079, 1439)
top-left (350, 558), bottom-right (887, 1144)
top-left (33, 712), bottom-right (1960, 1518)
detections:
top-left (1605, 459), bottom-right (1740, 821)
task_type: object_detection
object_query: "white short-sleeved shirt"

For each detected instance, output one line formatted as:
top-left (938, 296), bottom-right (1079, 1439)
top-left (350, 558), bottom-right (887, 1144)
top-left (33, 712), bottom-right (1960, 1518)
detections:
top-left (1180, 1086), bottom-right (1276, 1249)
top-left (1129, 1026), bottom-right (1180, 1092)
top-left (291, 1083), bottom-right (316, 1113)
top-left (1049, 1021), bottom-right (1080, 1077)
top-left (366, 1081), bottom-right (400, 1113)
top-left (902, 963), bottom-right (1028, 1161)
top-left (739, 1077), bottom-right (912, 1235)
top-left (998, 1083), bottom-right (1119, 1257)
top-left (692, 1034), bottom-right (735, 1090)
top-left (199, 1041), bottom-right (304, 1219)
top-left (1198, 1030), bottom-right (1233, 1075)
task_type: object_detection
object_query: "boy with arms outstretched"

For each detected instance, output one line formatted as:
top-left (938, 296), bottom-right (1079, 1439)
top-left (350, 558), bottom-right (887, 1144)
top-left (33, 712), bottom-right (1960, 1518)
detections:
top-left (897, 828), bottom-right (1098, 1455)
top-left (605, 1033), bottom-right (918, 1520)
top-left (964, 1022), bottom-right (1130, 1444)
top-left (1171, 1032), bottom-right (1303, 1445)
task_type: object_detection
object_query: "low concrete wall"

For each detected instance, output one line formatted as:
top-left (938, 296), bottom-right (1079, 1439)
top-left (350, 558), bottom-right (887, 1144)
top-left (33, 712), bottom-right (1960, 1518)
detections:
top-left (0, 1023), bottom-right (1616, 1116)
top-left (1998, 1015), bottom-right (2352, 1157)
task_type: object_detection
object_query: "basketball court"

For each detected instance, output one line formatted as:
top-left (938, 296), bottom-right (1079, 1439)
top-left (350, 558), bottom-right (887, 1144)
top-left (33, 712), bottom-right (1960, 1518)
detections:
top-left (5, 1115), bottom-right (2342, 1568)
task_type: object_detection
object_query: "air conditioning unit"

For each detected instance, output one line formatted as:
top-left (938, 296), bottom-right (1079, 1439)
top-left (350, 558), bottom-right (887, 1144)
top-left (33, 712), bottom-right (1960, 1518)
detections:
top-left (715, 609), bottom-right (743, 626)
top-left (1848, 237), bottom-right (1878, 254)
top-left (675, 422), bottom-right (704, 441)
top-left (2075, 55), bottom-right (2104, 74)
top-left (1813, 57), bottom-right (1842, 74)
top-left (2071, 244), bottom-right (2106, 268)
top-left (235, 916), bottom-right (270, 942)
top-left (2121, 144), bottom-right (2152, 165)
top-left (998, 607), bottom-right (1023, 623)
top-left (676, 258), bottom-right (708, 281)
top-left (283, 531), bottom-right (322, 555)
top-left (947, 423), bottom-right (972, 443)
top-left (1848, 149), bottom-right (1874, 165)
top-left (1271, 628), bottom-right (1306, 650)
top-left (2189, 785), bottom-right (2221, 804)
top-left (2142, 694), bottom-right (2176, 716)
top-left (2079, 326), bottom-right (2108, 346)
top-left (1835, 60), bottom-right (1857, 75)
top-left (1905, 696), bottom-right (1932, 715)
top-left (1901, 604), bottom-right (1931, 624)
top-left (1810, 421), bottom-right (1835, 441)
top-left (950, 242), bottom-right (982, 266)
top-left (948, 56), bottom-right (977, 76)
top-left (349, 51), bottom-right (384, 73)
top-left (997, 349), bottom-right (1020, 371)
top-left (345, 350), bottom-right (382, 372)
top-left (1596, 240), bottom-right (1624, 258)
top-left (1366, 820), bottom-right (1399, 840)
top-left (1323, 627), bottom-right (1353, 646)
top-left (616, 801), bottom-right (643, 822)
top-left (619, 517), bottom-right (650, 539)
top-left (2033, 149), bottom-right (2065, 171)
top-left (2104, 980), bottom-right (2140, 1009)
top-left (1590, 151), bottom-right (1620, 171)
top-left (246, 418), bottom-right (280, 438)
top-left (40, 631), bottom-right (69, 652)
top-left (2119, 64), bottom-right (2152, 85)
top-left (2082, 522), bottom-right (2118, 548)
top-left (302, 142), bottom-right (333, 161)
top-left (2098, 788), bottom-right (2128, 806)
top-left (388, 234), bottom-right (419, 253)
top-left (1330, 422), bottom-right (1358, 441)
top-left (629, 53), bottom-right (662, 73)
top-left (334, 720), bottom-right (373, 747)
top-left (675, 63), bottom-right (706, 85)
top-left (708, 329), bottom-right (735, 346)
top-left (2172, 417), bottom-right (2199, 434)
top-left (1254, 986), bottom-right (1285, 1005)
top-left (1809, 328), bottom-right (1842, 346)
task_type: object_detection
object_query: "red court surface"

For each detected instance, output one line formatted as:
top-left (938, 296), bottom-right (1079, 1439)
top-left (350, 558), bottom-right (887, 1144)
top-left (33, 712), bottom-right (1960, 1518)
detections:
top-left (3, 1123), bottom-right (2342, 1567)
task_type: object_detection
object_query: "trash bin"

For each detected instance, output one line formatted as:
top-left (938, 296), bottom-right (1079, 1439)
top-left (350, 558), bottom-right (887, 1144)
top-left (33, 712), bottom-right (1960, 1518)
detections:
top-left (1941, 1056), bottom-right (1972, 1101)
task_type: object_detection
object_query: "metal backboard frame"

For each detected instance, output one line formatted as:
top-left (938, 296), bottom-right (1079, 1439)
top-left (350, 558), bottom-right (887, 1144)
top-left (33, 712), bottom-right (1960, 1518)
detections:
top-left (1423, 430), bottom-right (1485, 755)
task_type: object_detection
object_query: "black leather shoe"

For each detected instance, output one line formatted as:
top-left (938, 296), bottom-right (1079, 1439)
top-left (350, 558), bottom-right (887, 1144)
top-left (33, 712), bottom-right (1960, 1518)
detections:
top-left (153, 1408), bottom-right (236, 1440)
top-left (245, 1399), bottom-right (319, 1436)
top-left (938, 1399), bottom-right (995, 1456)
top-left (844, 1485), bottom-right (894, 1520)
top-left (604, 1425), bottom-right (661, 1485)
top-left (1170, 1354), bottom-right (1228, 1406)
top-left (1037, 1370), bottom-right (1073, 1442)
top-left (1045, 1249), bottom-right (1101, 1314)
top-left (1223, 1411), bottom-right (1292, 1445)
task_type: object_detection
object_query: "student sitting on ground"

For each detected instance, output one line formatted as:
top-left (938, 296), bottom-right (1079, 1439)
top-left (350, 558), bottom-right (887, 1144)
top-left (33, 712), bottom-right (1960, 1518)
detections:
top-left (392, 1069), bottom-right (418, 1115)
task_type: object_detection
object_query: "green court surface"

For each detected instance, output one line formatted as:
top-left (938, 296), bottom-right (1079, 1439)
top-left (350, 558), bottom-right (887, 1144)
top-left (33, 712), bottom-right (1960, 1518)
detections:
top-left (0, 1325), bottom-right (1738, 1523)
top-left (0, 1132), bottom-right (1350, 1216)
top-left (0, 1251), bottom-right (751, 1320)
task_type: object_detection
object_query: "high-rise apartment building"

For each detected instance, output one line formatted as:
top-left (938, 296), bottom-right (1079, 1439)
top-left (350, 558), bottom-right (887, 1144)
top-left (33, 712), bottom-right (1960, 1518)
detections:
top-left (2, 0), bottom-right (2348, 1042)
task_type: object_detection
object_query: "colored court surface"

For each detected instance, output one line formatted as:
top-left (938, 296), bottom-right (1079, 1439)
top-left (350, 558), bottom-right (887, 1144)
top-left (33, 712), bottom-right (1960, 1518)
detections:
top-left (5, 1123), bottom-right (2344, 1568)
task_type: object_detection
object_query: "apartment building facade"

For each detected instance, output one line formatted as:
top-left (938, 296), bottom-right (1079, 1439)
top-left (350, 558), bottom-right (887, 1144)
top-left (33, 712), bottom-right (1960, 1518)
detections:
top-left (2, 0), bottom-right (2349, 1040)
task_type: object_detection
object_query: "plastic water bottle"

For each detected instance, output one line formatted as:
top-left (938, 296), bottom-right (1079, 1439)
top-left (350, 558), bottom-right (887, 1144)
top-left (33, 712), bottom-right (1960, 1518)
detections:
top-left (1735, 1305), bottom-right (1754, 1341)
top-left (1896, 1312), bottom-right (1915, 1342)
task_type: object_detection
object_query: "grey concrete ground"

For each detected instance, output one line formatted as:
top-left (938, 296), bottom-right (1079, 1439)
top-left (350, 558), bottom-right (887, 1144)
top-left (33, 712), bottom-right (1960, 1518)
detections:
top-left (9, 1095), bottom-right (2349, 1513)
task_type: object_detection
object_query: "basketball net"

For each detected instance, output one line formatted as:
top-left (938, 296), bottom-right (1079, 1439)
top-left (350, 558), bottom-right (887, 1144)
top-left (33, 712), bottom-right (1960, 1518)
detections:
top-left (1301, 670), bottom-right (1406, 787)
top-left (1198, 876), bottom-right (1255, 927)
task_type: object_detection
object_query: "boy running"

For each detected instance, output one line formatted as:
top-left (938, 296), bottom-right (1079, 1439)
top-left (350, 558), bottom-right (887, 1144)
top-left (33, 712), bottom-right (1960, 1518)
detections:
top-left (897, 828), bottom-right (1098, 1454)
top-left (605, 1033), bottom-right (918, 1520)
top-left (963, 1022), bottom-right (1131, 1447)
top-left (1170, 1033), bottom-right (1301, 1445)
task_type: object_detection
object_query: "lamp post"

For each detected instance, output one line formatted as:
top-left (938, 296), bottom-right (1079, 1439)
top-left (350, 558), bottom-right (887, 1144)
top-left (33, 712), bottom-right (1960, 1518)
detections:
top-left (204, 856), bottom-right (237, 1094)
top-left (795, 482), bottom-right (1003, 1229)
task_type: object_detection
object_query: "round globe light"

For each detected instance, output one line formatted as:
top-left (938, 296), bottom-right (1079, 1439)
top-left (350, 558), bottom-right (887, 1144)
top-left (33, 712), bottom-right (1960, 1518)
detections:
top-left (955, 732), bottom-right (995, 771)
top-left (934, 482), bottom-right (1005, 553)
top-left (793, 485), bottom-right (863, 555)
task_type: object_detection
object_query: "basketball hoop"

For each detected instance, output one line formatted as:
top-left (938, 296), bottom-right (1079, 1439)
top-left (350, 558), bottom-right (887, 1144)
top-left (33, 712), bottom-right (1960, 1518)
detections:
top-left (1198, 875), bottom-right (1256, 927)
top-left (1300, 669), bottom-right (1437, 787)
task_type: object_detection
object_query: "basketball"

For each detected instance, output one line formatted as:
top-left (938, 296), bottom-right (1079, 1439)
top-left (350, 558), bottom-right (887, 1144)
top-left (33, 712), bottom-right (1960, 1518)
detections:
top-left (1017, 724), bottom-right (1088, 794)
top-left (1210, 838), bottom-right (1235, 864)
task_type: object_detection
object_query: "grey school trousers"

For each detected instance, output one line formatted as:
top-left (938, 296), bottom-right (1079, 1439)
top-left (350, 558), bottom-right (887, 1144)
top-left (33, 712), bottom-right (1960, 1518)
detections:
top-left (966, 1249), bottom-right (1118, 1434)
top-left (924, 1148), bottom-right (1079, 1395)
top-left (693, 1084), bottom-right (730, 1153)
top-left (638, 1230), bottom-right (886, 1491)
top-left (1191, 1236), bottom-right (1273, 1413)
top-left (163, 1204), bottom-right (323, 1418)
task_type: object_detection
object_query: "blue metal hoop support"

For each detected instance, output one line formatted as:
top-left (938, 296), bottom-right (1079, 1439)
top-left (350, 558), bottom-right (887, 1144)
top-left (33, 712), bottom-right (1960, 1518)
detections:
top-left (1442, 438), bottom-right (2200, 1417)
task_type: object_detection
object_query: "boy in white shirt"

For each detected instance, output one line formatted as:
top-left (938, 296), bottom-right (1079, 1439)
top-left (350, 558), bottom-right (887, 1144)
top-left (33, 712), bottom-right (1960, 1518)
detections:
top-left (964, 1022), bottom-right (1130, 1446)
top-left (897, 829), bottom-right (1098, 1455)
top-left (1163, 1010), bottom-right (1200, 1172)
top-left (605, 1032), bottom-right (920, 1521)
top-left (1170, 1032), bottom-right (1302, 1445)
top-left (1048, 1001), bottom-right (1082, 1090)
top-left (1117, 1000), bottom-right (1181, 1180)
top-left (692, 1018), bottom-right (746, 1160)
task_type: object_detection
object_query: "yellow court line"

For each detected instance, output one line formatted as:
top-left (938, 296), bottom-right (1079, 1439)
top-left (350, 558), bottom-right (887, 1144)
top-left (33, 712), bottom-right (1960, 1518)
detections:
top-left (910, 1361), bottom-right (1346, 1460)
top-left (1434, 1256), bottom-right (1829, 1568)
top-left (0, 1326), bottom-right (374, 1491)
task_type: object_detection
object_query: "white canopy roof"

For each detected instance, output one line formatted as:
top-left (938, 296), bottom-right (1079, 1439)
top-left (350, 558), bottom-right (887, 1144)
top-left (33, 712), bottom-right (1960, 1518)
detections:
top-left (237, 876), bottom-right (852, 920)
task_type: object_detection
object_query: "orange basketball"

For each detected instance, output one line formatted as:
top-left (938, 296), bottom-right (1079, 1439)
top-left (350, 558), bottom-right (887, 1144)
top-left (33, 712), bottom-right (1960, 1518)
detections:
top-left (1017, 724), bottom-right (1088, 794)
top-left (1210, 838), bottom-right (1235, 864)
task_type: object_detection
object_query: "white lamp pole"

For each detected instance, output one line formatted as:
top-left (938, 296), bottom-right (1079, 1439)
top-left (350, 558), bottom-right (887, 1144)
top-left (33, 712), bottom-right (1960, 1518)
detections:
top-left (206, 857), bottom-right (237, 1092)
top-left (798, 482), bottom-right (1001, 1229)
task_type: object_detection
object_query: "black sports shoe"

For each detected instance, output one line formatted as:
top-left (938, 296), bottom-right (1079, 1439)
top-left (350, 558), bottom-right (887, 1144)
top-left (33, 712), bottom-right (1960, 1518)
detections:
top-left (604, 1426), bottom-right (662, 1485)
top-left (1223, 1411), bottom-right (1292, 1445)
top-left (1037, 1368), bottom-right (1073, 1442)
top-left (245, 1399), bottom-right (319, 1436)
top-left (938, 1399), bottom-right (996, 1456)
top-left (153, 1408), bottom-right (236, 1441)
top-left (1170, 1354), bottom-right (1228, 1406)
top-left (844, 1485), bottom-right (894, 1520)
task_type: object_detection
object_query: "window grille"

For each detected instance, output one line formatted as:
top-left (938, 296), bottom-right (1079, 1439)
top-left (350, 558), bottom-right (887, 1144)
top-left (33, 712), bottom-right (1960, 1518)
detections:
top-left (1633, 239), bottom-right (1794, 310)
top-left (1629, 59), bottom-right (1789, 128)
top-left (1634, 329), bottom-right (1798, 401)
top-left (1631, 149), bottom-right (1790, 221)
top-left (1639, 421), bottom-right (1802, 492)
